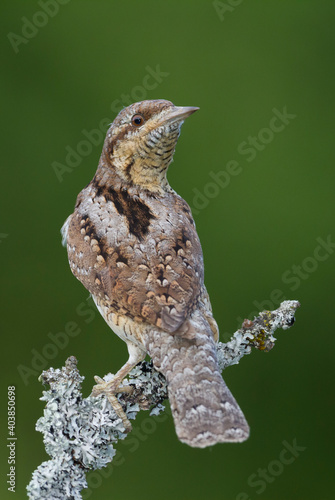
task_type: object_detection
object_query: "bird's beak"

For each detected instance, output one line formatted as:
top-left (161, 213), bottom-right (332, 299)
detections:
top-left (157, 106), bottom-right (199, 126)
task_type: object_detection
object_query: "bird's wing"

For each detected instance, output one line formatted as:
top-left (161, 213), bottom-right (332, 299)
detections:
top-left (65, 192), bottom-right (204, 334)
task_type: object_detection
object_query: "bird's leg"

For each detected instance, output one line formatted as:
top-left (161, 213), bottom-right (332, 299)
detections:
top-left (91, 343), bottom-right (146, 432)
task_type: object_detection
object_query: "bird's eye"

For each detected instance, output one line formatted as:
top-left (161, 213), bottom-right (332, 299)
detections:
top-left (131, 114), bottom-right (145, 127)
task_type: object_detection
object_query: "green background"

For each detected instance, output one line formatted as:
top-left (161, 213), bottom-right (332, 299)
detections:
top-left (1, 1), bottom-right (334, 499)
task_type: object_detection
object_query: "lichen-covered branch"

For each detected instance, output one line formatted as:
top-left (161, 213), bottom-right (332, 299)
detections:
top-left (216, 300), bottom-right (300, 369)
top-left (27, 300), bottom-right (300, 500)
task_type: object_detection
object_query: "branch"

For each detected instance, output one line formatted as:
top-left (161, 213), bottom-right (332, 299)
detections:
top-left (27, 300), bottom-right (300, 499)
top-left (217, 299), bottom-right (300, 369)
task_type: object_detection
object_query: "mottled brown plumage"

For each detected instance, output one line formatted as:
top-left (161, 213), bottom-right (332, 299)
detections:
top-left (62, 99), bottom-right (249, 447)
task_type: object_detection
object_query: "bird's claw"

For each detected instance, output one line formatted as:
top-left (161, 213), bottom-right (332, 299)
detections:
top-left (92, 375), bottom-right (134, 397)
top-left (91, 375), bottom-right (134, 432)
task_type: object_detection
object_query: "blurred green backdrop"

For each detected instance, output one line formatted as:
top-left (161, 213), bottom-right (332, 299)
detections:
top-left (1, 1), bottom-right (335, 499)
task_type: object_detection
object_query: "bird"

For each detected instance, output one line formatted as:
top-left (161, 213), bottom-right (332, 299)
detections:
top-left (61, 99), bottom-right (249, 448)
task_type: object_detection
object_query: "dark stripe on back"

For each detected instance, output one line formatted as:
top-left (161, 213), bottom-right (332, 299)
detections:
top-left (118, 189), bottom-right (156, 239)
top-left (90, 179), bottom-right (155, 240)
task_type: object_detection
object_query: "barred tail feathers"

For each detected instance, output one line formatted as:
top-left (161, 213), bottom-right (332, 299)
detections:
top-left (145, 315), bottom-right (249, 448)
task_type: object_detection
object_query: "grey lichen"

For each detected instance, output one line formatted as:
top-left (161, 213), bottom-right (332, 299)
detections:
top-left (27, 300), bottom-right (300, 500)
top-left (217, 300), bottom-right (300, 370)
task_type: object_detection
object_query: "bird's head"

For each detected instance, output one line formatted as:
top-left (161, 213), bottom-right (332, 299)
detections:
top-left (101, 99), bottom-right (199, 193)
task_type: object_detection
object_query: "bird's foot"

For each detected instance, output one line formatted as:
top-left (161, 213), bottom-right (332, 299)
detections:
top-left (91, 375), bottom-right (134, 432)
top-left (92, 375), bottom-right (134, 396)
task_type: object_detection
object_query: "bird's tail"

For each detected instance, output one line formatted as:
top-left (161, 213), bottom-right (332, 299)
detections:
top-left (145, 313), bottom-right (249, 448)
